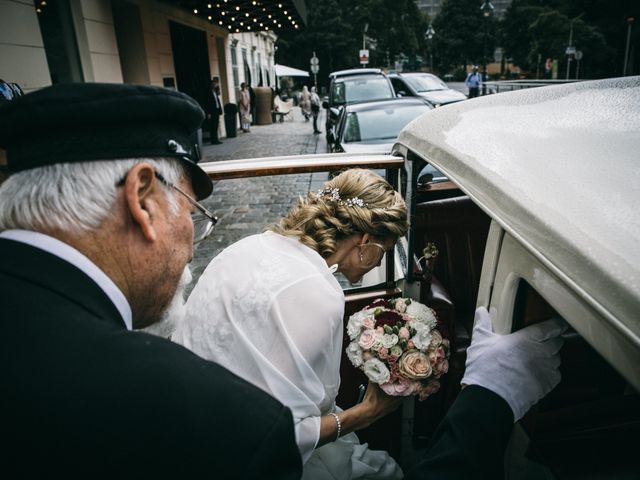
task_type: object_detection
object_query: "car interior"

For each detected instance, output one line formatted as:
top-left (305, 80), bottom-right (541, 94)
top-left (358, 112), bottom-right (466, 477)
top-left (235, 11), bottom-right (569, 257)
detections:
top-left (202, 152), bottom-right (639, 478)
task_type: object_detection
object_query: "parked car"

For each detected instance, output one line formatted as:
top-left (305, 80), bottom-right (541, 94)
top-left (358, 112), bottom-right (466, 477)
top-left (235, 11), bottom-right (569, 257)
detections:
top-left (198, 76), bottom-right (639, 477)
top-left (323, 68), bottom-right (396, 141)
top-left (389, 72), bottom-right (467, 106)
top-left (328, 97), bottom-right (433, 153)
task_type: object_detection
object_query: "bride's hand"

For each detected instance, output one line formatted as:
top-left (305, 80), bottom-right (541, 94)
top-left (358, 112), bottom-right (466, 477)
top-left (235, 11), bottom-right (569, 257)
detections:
top-left (359, 382), bottom-right (404, 426)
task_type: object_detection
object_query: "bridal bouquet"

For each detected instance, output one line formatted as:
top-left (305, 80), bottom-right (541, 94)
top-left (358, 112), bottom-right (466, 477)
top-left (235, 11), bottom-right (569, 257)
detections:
top-left (346, 298), bottom-right (449, 400)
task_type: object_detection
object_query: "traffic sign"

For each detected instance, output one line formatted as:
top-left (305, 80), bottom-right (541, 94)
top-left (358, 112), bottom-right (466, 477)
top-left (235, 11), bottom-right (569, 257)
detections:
top-left (359, 49), bottom-right (369, 65)
top-left (311, 65), bottom-right (319, 74)
top-left (310, 55), bottom-right (319, 66)
top-left (575, 50), bottom-right (583, 61)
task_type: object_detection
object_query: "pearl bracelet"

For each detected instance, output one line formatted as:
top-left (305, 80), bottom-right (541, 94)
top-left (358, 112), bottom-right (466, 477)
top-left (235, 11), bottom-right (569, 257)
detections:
top-left (329, 412), bottom-right (342, 441)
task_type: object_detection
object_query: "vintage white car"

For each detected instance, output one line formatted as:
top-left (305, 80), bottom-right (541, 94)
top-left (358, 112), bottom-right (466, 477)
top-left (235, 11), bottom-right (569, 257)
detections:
top-left (201, 76), bottom-right (640, 477)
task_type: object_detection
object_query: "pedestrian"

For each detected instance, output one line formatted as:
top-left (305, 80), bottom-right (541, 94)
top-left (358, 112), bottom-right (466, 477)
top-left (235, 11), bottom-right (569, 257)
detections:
top-left (0, 83), bottom-right (302, 478)
top-left (207, 78), bottom-right (223, 144)
top-left (310, 85), bottom-right (321, 134)
top-left (465, 65), bottom-right (482, 98)
top-left (300, 85), bottom-right (311, 121)
top-left (239, 82), bottom-right (251, 132)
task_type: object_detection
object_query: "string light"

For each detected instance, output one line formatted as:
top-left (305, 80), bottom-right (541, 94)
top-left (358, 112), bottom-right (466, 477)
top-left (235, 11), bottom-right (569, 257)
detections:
top-left (193, 8), bottom-right (198, 14)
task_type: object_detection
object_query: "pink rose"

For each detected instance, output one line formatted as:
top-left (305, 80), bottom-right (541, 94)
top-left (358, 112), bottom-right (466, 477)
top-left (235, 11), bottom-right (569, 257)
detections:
top-left (362, 351), bottom-right (373, 361)
top-left (378, 347), bottom-right (389, 359)
top-left (398, 327), bottom-right (410, 339)
top-left (380, 378), bottom-right (417, 397)
top-left (376, 326), bottom-right (384, 333)
top-left (363, 317), bottom-right (375, 329)
top-left (358, 330), bottom-right (377, 349)
top-left (407, 340), bottom-right (415, 349)
top-left (429, 330), bottom-right (443, 348)
top-left (398, 350), bottom-right (432, 380)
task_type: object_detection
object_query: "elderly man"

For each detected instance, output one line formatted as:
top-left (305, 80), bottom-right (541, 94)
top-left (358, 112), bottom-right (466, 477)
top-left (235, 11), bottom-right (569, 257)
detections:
top-left (0, 83), bottom-right (301, 478)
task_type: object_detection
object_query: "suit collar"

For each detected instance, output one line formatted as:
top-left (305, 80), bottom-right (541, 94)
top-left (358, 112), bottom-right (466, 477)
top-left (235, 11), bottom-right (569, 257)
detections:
top-left (0, 236), bottom-right (129, 329)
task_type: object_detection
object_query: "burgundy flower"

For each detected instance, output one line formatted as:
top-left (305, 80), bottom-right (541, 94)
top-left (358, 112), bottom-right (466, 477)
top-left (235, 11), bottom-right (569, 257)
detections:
top-left (375, 310), bottom-right (405, 328)
top-left (366, 299), bottom-right (393, 310)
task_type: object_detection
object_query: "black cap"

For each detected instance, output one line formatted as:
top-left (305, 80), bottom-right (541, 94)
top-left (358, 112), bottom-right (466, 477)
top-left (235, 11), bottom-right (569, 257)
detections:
top-left (0, 83), bottom-right (212, 199)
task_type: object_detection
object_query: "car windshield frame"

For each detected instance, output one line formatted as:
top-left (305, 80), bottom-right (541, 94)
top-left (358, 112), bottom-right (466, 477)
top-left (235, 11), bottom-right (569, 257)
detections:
top-left (342, 103), bottom-right (432, 144)
top-left (405, 75), bottom-right (449, 93)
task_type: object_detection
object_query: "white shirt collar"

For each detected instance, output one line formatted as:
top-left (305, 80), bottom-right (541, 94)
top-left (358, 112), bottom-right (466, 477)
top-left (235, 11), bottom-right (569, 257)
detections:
top-left (0, 229), bottom-right (133, 330)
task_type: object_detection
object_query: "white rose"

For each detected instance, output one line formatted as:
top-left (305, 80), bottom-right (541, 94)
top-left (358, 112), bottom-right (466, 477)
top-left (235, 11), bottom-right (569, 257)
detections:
top-left (410, 323), bottom-right (433, 350)
top-left (347, 311), bottom-right (367, 340)
top-left (381, 333), bottom-right (399, 349)
top-left (406, 302), bottom-right (437, 329)
top-left (346, 341), bottom-right (364, 367)
top-left (394, 299), bottom-right (407, 313)
top-left (363, 358), bottom-right (391, 384)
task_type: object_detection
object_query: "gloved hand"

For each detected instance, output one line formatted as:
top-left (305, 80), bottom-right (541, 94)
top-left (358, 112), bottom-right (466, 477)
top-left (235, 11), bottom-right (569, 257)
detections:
top-left (461, 307), bottom-right (567, 422)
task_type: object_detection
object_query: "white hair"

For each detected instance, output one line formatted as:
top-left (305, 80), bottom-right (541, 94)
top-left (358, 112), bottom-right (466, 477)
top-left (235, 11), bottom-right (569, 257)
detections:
top-left (0, 158), bottom-right (185, 233)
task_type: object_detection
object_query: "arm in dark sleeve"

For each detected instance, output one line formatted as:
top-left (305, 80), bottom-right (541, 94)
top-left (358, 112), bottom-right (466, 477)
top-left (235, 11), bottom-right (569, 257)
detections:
top-left (406, 385), bottom-right (514, 480)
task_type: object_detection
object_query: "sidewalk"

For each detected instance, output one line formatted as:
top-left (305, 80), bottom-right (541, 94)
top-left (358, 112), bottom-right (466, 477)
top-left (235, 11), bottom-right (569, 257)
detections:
top-left (191, 107), bottom-right (329, 285)
top-left (200, 106), bottom-right (328, 161)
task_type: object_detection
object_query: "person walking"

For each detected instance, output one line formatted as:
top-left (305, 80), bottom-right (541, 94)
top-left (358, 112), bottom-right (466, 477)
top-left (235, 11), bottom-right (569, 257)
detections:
top-left (0, 83), bottom-right (302, 478)
top-left (310, 86), bottom-right (321, 134)
top-left (239, 82), bottom-right (251, 132)
top-left (300, 85), bottom-right (311, 121)
top-left (207, 78), bottom-right (223, 144)
top-left (465, 66), bottom-right (482, 98)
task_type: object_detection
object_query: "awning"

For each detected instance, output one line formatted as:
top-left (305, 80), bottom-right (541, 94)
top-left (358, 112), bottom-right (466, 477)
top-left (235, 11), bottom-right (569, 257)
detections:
top-left (275, 64), bottom-right (309, 77)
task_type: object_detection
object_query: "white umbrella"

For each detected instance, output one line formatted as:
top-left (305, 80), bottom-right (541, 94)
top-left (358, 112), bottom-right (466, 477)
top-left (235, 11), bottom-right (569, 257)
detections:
top-left (275, 64), bottom-right (309, 77)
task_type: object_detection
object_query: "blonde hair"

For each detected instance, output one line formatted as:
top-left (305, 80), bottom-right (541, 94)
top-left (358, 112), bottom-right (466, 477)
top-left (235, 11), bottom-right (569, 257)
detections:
top-left (270, 169), bottom-right (408, 258)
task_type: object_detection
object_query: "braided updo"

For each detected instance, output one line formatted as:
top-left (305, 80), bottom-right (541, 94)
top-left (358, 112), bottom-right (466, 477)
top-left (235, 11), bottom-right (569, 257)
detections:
top-left (269, 169), bottom-right (409, 259)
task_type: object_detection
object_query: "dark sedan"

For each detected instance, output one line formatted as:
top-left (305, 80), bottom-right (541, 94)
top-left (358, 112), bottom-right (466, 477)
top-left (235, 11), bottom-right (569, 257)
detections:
top-left (328, 97), bottom-right (433, 154)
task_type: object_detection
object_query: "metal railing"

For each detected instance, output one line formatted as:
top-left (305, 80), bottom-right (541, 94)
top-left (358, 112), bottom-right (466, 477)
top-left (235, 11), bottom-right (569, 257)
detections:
top-left (483, 79), bottom-right (583, 95)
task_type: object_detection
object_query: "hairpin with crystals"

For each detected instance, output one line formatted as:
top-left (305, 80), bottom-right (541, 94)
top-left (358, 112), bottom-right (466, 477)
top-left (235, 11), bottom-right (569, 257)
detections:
top-left (317, 187), bottom-right (368, 208)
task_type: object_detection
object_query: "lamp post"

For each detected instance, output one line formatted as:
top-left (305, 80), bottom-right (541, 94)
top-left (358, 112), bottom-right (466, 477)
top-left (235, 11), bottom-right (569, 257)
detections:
top-left (623, 17), bottom-right (635, 76)
top-left (425, 24), bottom-right (435, 72)
top-left (480, 1), bottom-right (494, 95)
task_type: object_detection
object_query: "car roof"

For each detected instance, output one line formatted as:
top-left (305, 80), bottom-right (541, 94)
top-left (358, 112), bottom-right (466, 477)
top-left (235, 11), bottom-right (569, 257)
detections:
top-left (396, 77), bottom-right (640, 345)
top-left (330, 68), bottom-right (383, 79)
top-left (344, 97), bottom-right (433, 112)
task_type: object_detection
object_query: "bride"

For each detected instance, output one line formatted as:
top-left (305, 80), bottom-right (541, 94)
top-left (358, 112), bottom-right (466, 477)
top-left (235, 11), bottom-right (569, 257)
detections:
top-left (174, 169), bottom-right (408, 479)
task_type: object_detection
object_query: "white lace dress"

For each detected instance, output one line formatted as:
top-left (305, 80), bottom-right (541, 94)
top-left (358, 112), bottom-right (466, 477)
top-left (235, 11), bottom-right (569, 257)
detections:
top-left (173, 232), bottom-right (403, 479)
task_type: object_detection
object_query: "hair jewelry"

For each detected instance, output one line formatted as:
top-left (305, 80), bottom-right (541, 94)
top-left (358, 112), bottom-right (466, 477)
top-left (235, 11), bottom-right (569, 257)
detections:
top-left (317, 187), bottom-right (368, 207)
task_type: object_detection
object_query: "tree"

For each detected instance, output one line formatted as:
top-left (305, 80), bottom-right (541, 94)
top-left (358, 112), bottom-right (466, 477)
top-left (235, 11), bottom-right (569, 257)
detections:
top-left (275, 0), bottom-right (429, 89)
top-left (433, 0), bottom-right (497, 73)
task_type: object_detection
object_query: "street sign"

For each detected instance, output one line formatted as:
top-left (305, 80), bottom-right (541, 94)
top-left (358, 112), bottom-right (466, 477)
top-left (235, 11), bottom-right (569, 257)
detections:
top-left (575, 50), bottom-right (583, 61)
top-left (359, 49), bottom-right (369, 65)
top-left (310, 65), bottom-right (319, 74)
top-left (310, 55), bottom-right (319, 66)
top-left (565, 46), bottom-right (576, 57)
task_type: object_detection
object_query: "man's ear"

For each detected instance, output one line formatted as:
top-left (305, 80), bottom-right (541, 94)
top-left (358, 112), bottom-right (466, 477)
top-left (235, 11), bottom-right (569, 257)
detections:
top-left (123, 163), bottom-right (161, 242)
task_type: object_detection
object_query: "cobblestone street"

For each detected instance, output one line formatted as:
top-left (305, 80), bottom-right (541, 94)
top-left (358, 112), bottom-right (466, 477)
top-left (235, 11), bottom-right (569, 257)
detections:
top-left (191, 107), bottom-right (329, 287)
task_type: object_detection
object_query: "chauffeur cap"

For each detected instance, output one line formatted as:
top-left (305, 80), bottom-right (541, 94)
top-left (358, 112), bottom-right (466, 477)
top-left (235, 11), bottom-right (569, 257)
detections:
top-left (0, 82), bottom-right (212, 199)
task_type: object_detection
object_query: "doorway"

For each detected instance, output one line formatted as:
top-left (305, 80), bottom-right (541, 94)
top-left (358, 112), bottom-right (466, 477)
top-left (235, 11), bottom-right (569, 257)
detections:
top-left (169, 21), bottom-right (210, 112)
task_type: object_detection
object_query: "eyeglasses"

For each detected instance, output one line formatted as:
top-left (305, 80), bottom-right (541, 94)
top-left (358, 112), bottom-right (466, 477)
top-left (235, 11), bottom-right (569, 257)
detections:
top-left (116, 170), bottom-right (217, 244)
top-left (153, 172), bottom-right (218, 244)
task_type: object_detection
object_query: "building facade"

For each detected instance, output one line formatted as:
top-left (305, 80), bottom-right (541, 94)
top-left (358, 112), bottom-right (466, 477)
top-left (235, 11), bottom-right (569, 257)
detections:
top-left (0, 0), bottom-right (305, 136)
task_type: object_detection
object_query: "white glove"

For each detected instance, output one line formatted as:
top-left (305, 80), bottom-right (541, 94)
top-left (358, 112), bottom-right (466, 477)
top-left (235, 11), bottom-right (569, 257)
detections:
top-left (461, 307), bottom-right (567, 422)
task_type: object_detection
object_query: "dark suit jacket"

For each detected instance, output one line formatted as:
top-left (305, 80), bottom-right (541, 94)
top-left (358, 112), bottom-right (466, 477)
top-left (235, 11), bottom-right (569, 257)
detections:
top-left (407, 385), bottom-right (514, 479)
top-left (0, 238), bottom-right (302, 479)
top-left (207, 88), bottom-right (223, 116)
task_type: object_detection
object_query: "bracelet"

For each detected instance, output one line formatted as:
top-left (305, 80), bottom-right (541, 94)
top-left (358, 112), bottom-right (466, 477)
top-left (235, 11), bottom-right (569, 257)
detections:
top-left (329, 412), bottom-right (342, 441)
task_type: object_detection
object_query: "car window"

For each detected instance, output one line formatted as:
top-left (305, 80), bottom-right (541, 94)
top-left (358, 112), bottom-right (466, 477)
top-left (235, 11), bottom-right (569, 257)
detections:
top-left (333, 77), bottom-right (394, 105)
top-left (391, 77), bottom-right (407, 94)
top-left (405, 75), bottom-right (448, 92)
top-left (343, 104), bottom-right (431, 143)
